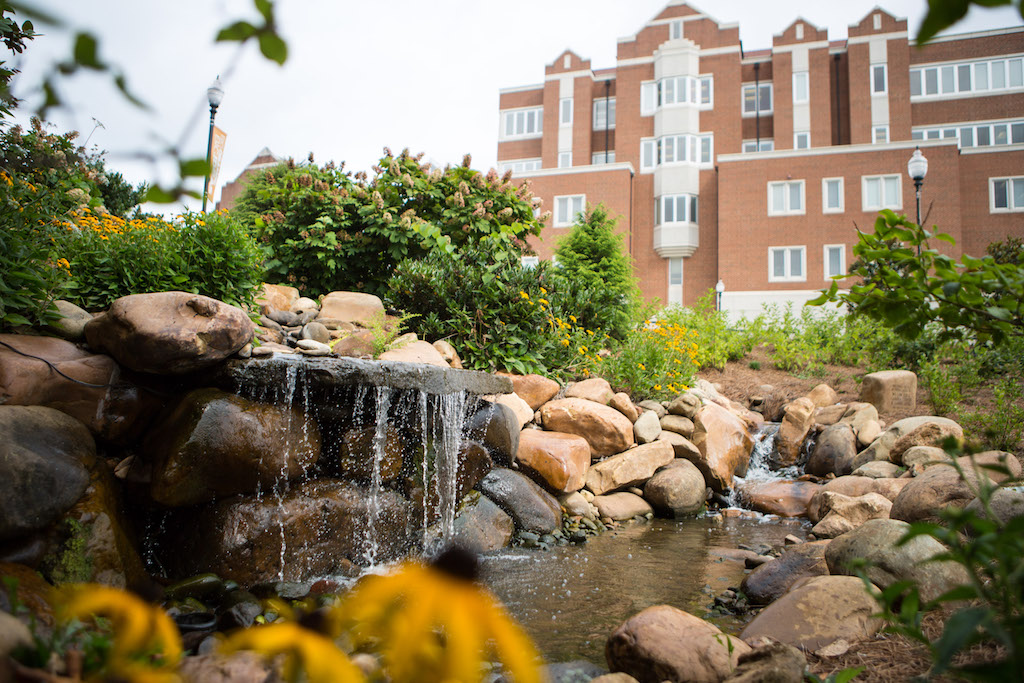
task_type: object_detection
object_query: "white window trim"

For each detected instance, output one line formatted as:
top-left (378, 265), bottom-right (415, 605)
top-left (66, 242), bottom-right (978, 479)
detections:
top-left (557, 151), bottom-right (572, 169)
top-left (669, 19), bottom-right (683, 40)
top-left (873, 125), bottom-right (890, 144)
top-left (872, 63), bottom-right (888, 95)
top-left (498, 158), bottom-right (542, 175)
top-left (862, 174), bottom-right (903, 211)
top-left (792, 71), bottom-right (809, 104)
top-left (823, 244), bottom-right (846, 280)
top-left (768, 246), bottom-right (807, 283)
top-left (742, 139), bottom-right (774, 153)
top-left (742, 82), bottom-right (773, 117)
top-left (910, 54), bottom-right (1024, 102)
top-left (794, 131), bottom-right (810, 149)
top-left (767, 180), bottom-right (806, 216)
top-left (640, 81), bottom-right (657, 116)
top-left (822, 177), bottom-right (845, 213)
top-left (640, 138), bottom-right (656, 173)
top-left (499, 106), bottom-right (544, 140)
top-left (592, 98), bottom-right (616, 130)
top-left (521, 256), bottom-right (540, 269)
top-left (655, 194), bottom-right (699, 226)
top-left (990, 176), bottom-right (1024, 212)
top-left (553, 194), bottom-right (586, 227)
top-left (559, 98), bottom-right (573, 125)
top-left (591, 150), bottom-right (615, 164)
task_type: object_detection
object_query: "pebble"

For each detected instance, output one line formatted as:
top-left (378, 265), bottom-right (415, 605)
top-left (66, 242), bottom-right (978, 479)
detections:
top-left (296, 339), bottom-right (332, 356)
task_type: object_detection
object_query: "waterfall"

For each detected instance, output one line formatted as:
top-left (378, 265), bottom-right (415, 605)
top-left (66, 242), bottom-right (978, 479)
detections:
top-left (420, 391), bottom-right (469, 556)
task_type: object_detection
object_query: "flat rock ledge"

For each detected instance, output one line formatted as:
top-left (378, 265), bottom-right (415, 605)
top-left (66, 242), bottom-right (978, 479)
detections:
top-left (218, 355), bottom-right (513, 397)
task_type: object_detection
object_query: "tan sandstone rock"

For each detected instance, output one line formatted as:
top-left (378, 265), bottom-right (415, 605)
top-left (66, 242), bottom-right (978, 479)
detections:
top-left (540, 398), bottom-right (635, 459)
top-left (690, 402), bottom-right (754, 492)
top-left (585, 441), bottom-right (674, 496)
top-left (516, 429), bottom-right (591, 493)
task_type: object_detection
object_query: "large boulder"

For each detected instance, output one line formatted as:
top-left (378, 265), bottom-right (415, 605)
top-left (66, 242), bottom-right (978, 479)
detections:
top-left (515, 429), bottom-right (591, 493)
top-left (166, 479), bottom-right (414, 585)
top-left (740, 540), bottom-right (830, 605)
top-left (565, 378), bottom-right (614, 405)
top-left (739, 480), bottom-right (821, 518)
top-left (585, 441), bottom-right (674, 496)
top-left (255, 283), bottom-right (299, 313)
top-left (84, 292), bottom-right (253, 375)
top-left (144, 389), bottom-right (320, 507)
top-left (318, 291), bottom-right (384, 327)
top-left (497, 373), bottom-right (560, 411)
top-left (689, 402), bottom-right (754, 492)
top-left (593, 492), bottom-right (653, 521)
top-left (378, 341), bottom-right (450, 367)
top-left (775, 398), bottom-right (815, 466)
top-left (966, 486), bottom-right (1024, 526)
top-left (810, 492), bottom-right (893, 539)
top-left (0, 406), bottom-right (94, 541)
top-left (807, 476), bottom-right (910, 523)
top-left (606, 605), bottom-right (750, 683)
top-left (889, 452), bottom-right (1022, 524)
top-left (336, 426), bottom-right (407, 484)
top-left (541, 398), bottom-right (635, 459)
top-left (889, 421), bottom-right (964, 465)
top-left (806, 423), bottom-right (857, 477)
top-left (468, 401), bottom-right (521, 465)
top-left (477, 468), bottom-right (562, 534)
top-left (853, 416), bottom-right (961, 469)
top-left (610, 393), bottom-right (640, 422)
top-left (643, 460), bottom-right (707, 518)
top-left (825, 518), bottom-right (970, 602)
top-left (451, 495), bottom-right (514, 553)
top-left (739, 576), bottom-right (880, 652)
top-left (0, 334), bottom-right (156, 441)
top-left (859, 370), bottom-right (917, 415)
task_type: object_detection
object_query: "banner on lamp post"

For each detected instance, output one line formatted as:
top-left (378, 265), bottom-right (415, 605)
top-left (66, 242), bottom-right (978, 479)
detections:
top-left (206, 126), bottom-right (227, 207)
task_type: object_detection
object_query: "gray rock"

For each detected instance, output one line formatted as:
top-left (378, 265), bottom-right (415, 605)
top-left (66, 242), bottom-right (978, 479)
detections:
top-left (543, 660), bottom-right (607, 683)
top-left (723, 641), bottom-right (807, 683)
top-left (452, 495), bottom-right (514, 553)
top-left (300, 322), bottom-right (331, 344)
top-left (740, 540), bottom-right (830, 605)
top-left (632, 410), bottom-right (662, 444)
top-left (643, 460), bottom-right (706, 518)
top-left (966, 486), bottom-right (1024, 526)
top-left (659, 414), bottom-right (694, 438)
top-left (851, 461), bottom-right (904, 478)
top-left (478, 468), bottom-right (562, 534)
top-left (467, 401), bottom-right (520, 465)
top-left (806, 423), bottom-right (857, 477)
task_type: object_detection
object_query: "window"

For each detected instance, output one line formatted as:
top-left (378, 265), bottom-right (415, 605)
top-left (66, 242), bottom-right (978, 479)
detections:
top-left (742, 139), bottom-right (774, 153)
top-left (554, 195), bottom-right (585, 226)
top-left (991, 177), bottom-right (1024, 212)
top-left (669, 258), bottom-right (683, 285)
top-left (501, 107), bottom-right (543, 138)
top-left (912, 119), bottom-right (1024, 148)
top-left (521, 256), bottom-right (539, 269)
top-left (873, 125), bottom-right (890, 144)
top-left (640, 139), bottom-right (656, 171)
top-left (656, 134), bottom-right (713, 165)
top-left (768, 180), bottom-right (805, 216)
top-left (669, 19), bottom-right (682, 40)
top-left (655, 194), bottom-right (699, 225)
top-left (559, 98), bottom-right (573, 125)
top-left (793, 71), bottom-right (809, 104)
top-left (822, 178), bottom-right (844, 213)
top-left (862, 174), bottom-right (901, 211)
top-left (911, 56), bottom-right (1024, 100)
top-left (498, 158), bottom-right (541, 175)
top-left (592, 151), bottom-right (615, 164)
top-left (872, 64), bottom-right (887, 94)
top-left (658, 75), bottom-right (713, 107)
top-left (641, 82), bottom-right (657, 116)
top-left (557, 151), bottom-right (572, 168)
top-left (593, 98), bottom-right (616, 129)
top-left (769, 246), bottom-right (806, 282)
top-left (824, 245), bottom-right (845, 279)
top-left (743, 83), bottom-right (772, 115)
top-left (794, 131), bottom-right (810, 149)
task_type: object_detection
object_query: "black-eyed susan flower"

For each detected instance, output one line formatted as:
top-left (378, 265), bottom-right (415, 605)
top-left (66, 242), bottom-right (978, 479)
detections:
top-left (220, 621), bottom-right (366, 683)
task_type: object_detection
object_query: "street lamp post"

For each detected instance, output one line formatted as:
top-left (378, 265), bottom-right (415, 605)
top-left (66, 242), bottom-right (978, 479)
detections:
top-left (202, 76), bottom-right (225, 212)
top-left (907, 147), bottom-right (928, 255)
top-left (715, 279), bottom-right (725, 312)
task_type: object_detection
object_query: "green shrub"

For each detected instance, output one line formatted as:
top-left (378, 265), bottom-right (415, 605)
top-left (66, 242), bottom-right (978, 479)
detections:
top-left (598, 318), bottom-right (698, 401)
top-left (662, 292), bottom-right (759, 370)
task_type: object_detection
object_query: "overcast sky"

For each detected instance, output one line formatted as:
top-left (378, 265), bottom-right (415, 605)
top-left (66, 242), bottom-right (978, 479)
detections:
top-left (9, 1), bottom-right (1021, 213)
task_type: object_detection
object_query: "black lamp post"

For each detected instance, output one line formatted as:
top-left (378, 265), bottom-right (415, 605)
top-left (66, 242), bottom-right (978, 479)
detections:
top-left (202, 76), bottom-right (225, 212)
top-left (907, 146), bottom-right (928, 254)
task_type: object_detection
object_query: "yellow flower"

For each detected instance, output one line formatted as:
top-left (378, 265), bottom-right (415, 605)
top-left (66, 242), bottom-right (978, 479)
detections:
top-left (561, 339), bottom-right (570, 346)
top-left (637, 363), bottom-right (645, 371)
top-left (539, 286), bottom-right (547, 294)
top-left (221, 622), bottom-right (365, 683)
top-left (538, 298), bottom-right (549, 306)
top-left (519, 291), bottom-right (530, 300)
top-left (654, 384), bottom-right (662, 391)
top-left (568, 315), bottom-right (577, 323)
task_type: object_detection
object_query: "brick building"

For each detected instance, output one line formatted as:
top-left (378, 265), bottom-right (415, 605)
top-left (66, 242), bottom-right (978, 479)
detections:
top-left (496, 1), bottom-right (1024, 317)
top-left (216, 147), bottom-right (282, 211)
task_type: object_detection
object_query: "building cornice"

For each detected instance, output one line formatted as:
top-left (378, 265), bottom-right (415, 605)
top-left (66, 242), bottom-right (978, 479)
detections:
top-left (960, 143), bottom-right (1024, 156)
top-left (718, 138), bottom-right (956, 163)
top-left (910, 25), bottom-right (1024, 46)
top-left (499, 83), bottom-right (544, 95)
top-left (516, 162), bottom-right (636, 178)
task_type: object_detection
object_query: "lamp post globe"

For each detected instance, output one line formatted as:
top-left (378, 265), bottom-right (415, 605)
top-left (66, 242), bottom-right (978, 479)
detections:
top-left (907, 147), bottom-right (927, 254)
top-left (202, 76), bottom-right (225, 212)
top-left (715, 279), bottom-right (725, 312)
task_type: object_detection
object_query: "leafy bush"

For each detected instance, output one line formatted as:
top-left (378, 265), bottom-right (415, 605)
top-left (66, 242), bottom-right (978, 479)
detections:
top-left (598, 318), bottom-right (699, 401)
top-left (662, 292), bottom-right (760, 370)
top-left (959, 374), bottom-right (1024, 453)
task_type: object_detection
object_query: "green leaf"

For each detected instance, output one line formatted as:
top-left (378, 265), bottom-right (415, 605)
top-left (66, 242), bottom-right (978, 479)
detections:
top-left (216, 20), bottom-right (257, 42)
top-left (258, 32), bottom-right (288, 65)
top-left (145, 185), bottom-right (178, 203)
top-left (72, 32), bottom-right (102, 69)
top-left (179, 158), bottom-right (210, 177)
top-left (931, 606), bottom-right (991, 675)
top-left (254, 0), bottom-right (274, 21)
top-left (831, 666), bottom-right (866, 683)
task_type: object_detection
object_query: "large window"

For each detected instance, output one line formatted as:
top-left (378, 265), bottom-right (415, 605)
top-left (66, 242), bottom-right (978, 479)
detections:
top-left (911, 56), bottom-right (1024, 99)
top-left (742, 139), bottom-right (774, 153)
top-left (991, 177), bottom-right (1024, 212)
top-left (822, 178), bottom-right (844, 213)
top-left (742, 83), bottom-right (772, 116)
top-left (553, 195), bottom-right (585, 227)
top-left (497, 158), bottom-right (541, 175)
top-left (592, 151), bottom-right (615, 164)
top-left (640, 134), bottom-right (713, 172)
top-left (655, 194), bottom-right (698, 225)
top-left (793, 71), bottom-right (809, 104)
top-left (559, 98), bottom-right (573, 125)
top-left (913, 119), bottom-right (1024, 148)
top-left (768, 180), bottom-right (805, 216)
top-left (593, 98), bottom-right (616, 129)
top-left (862, 174), bottom-right (901, 211)
top-left (769, 246), bottom-right (805, 282)
top-left (871, 64), bottom-right (888, 95)
top-left (501, 107), bottom-right (543, 138)
top-left (641, 76), bottom-right (713, 115)
top-left (824, 245), bottom-right (845, 279)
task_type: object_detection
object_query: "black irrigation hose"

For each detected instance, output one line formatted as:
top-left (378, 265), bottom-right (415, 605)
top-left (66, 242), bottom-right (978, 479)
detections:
top-left (0, 338), bottom-right (118, 388)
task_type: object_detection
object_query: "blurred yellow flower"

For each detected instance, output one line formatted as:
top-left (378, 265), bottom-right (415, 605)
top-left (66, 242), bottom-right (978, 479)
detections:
top-left (221, 622), bottom-right (365, 683)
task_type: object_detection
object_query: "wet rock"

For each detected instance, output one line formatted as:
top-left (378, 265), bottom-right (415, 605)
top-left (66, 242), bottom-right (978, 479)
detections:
top-left (593, 492), bottom-right (653, 521)
top-left (566, 377), bottom-right (614, 405)
top-left (0, 562), bottom-right (54, 624)
top-left (775, 397), bottom-right (815, 467)
top-left (806, 423), bottom-right (857, 477)
top-left (145, 388), bottom-right (320, 507)
top-left (643, 460), bottom-right (707, 518)
top-left (659, 414), bottom-right (694, 439)
top-left (468, 401), bottom-right (521, 465)
top-left (610, 393), bottom-right (639, 422)
top-left (585, 441), bottom-right (674, 496)
top-left (606, 605), bottom-right (749, 682)
top-left (690, 402), bottom-right (754, 492)
top-left (452, 495), bottom-right (514, 553)
top-left (165, 573), bottom-right (223, 601)
top-left (666, 392), bottom-right (700, 419)
top-left (497, 373), bottom-right (560, 411)
top-left (337, 425), bottom-right (406, 484)
top-left (378, 340), bottom-right (450, 367)
top-left (741, 540), bottom-right (830, 605)
top-left (859, 370), bottom-right (917, 415)
top-left (739, 480), bottom-right (821, 518)
top-left (478, 468), bottom-right (562, 534)
top-left (0, 406), bottom-right (93, 540)
top-left (515, 429), bottom-right (591, 493)
top-left (318, 291), bottom-right (384, 327)
top-left (723, 641), bottom-right (807, 683)
top-left (632, 411), bottom-right (662, 444)
top-left (890, 452), bottom-right (1022, 524)
top-left (740, 576), bottom-right (880, 652)
top-left (810, 492), bottom-right (893, 539)
top-left (85, 292), bottom-right (253, 375)
top-left (825, 518), bottom-right (969, 602)
top-left (541, 398), bottom-right (635, 459)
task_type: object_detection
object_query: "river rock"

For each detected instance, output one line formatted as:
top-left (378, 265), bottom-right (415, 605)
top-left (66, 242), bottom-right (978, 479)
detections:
top-left (144, 388), bottom-right (320, 507)
top-left (739, 480), bottom-right (821, 518)
top-left (515, 429), bottom-right (591, 493)
top-left (566, 378), bottom-right (614, 405)
top-left (0, 406), bottom-right (94, 541)
top-left (489, 392), bottom-right (534, 430)
top-left (0, 334), bottom-right (156, 441)
top-left (666, 392), bottom-right (700, 419)
top-left (632, 411), bottom-right (661, 444)
top-left (806, 384), bottom-right (839, 408)
top-left (256, 283), bottom-right (299, 313)
top-left (775, 398), bottom-right (815, 466)
top-left (810, 492), bottom-right (893, 539)
top-left (167, 479), bottom-right (414, 585)
top-left (740, 576), bottom-right (880, 651)
top-left (337, 426), bottom-right (407, 484)
top-left (638, 400), bottom-right (667, 418)
top-left (966, 486), bottom-right (1024, 526)
top-left (853, 416), bottom-right (960, 469)
top-left (478, 468), bottom-right (562, 534)
top-left (856, 420), bottom-right (882, 448)
top-left (814, 404), bottom-right (847, 427)
top-left (859, 370), bottom-right (917, 415)
top-left (610, 393), bottom-right (639, 422)
top-left (689, 402), bottom-right (754, 492)
top-left (806, 423), bottom-right (857, 477)
top-left (851, 461), bottom-right (904, 479)
top-left (318, 291), bottom-right (384, 327)
top-left (660, 415), bottom-right (694, 439)
top-left (889, 421), bottom-right (964, 465)
top-left (84, 292), bottom-right (253, 375)
top-left (300, 322), bottom-right (331, 344)
top-left (740, 540), bottom-right (830, 605)
top-left (585, 441), bottom-right (674, 496)
top-left (558, 491), bottom-right (596, 518)
top-left (656, 430), bottom-right (701, 462)
top-left (0, 562), bottom-right (54, 624)
top-left (541, 398), bottom-right (635, 459)
top-left (378, 340), bottom-right (449, 367)
top-left (643, 460), bottom-right (706, 517)
top-left (468, 401), bottom-right (521, 465)
top-left (46, 300), bottom-right (93, 341)
top-left (838, 402), bottom-right (879, 435)
top-left (428, 340), bottom-right (461, 369)
top-left (606, 605), bottom-right (749, 683)
top-left (452, 495), bottom-right (514, 553)
top-left (498, 373), bottom-right (560, 411)
top-left (902, 446), bottom-right (954, 473)
top-left (593, 492), bottom-right (653, 521)
top-left (723, 641), bottom-right (807, 683)
top-left (296, 339), bottom-right (332, 356)
top-left (332, 331), bottom-right (375, 358)
top-left (825, 518), bottom-right (969, 602)
top-left (807, 476), bottom-right (909, 523)
top-left (889, 452), bottom-right (1022, 524)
